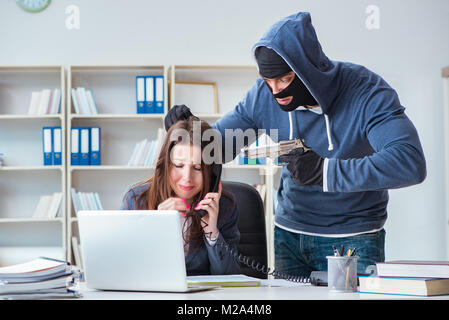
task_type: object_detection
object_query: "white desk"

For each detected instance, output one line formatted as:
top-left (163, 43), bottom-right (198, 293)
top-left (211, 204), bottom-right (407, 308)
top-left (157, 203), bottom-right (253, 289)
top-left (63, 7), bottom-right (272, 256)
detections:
top-left (74, 280), bottom-right (449, 300)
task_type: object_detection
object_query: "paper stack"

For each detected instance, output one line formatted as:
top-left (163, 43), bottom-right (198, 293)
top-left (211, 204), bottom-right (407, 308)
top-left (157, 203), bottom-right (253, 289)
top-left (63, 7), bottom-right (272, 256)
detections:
top-left (0, 257), bottom-right (81, 300)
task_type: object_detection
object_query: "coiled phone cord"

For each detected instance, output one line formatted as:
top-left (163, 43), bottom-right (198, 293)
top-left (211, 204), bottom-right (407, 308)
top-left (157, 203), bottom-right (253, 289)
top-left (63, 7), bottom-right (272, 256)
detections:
top-left (200, 217), bottom-right (310, 283)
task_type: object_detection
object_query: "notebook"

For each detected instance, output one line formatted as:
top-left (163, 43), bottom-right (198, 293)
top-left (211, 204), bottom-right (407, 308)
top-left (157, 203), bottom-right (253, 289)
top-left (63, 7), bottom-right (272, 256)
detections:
top-left (187, 274), bottom-right (261, 287)
top-left (77, 210), bottom-right (214, 292)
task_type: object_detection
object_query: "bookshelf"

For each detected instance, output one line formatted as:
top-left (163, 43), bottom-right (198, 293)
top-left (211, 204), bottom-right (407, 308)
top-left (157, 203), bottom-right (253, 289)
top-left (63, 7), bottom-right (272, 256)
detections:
top-left (66, 65), bottom-right (167, 267)
top-left (0, 64), bottom-right (279, 273)
top-left (0, 66), bottom-right (66, 266)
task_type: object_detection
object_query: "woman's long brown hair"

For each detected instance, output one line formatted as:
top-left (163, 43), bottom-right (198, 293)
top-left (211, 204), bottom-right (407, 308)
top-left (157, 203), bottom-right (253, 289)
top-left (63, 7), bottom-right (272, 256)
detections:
top-left (133, 117), bottom-right (224, 251)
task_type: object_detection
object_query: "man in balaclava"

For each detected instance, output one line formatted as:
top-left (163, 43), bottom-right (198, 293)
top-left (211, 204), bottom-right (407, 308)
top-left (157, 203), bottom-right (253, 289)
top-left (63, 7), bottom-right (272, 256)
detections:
top-left (165, 12), bottom-right (426, 278)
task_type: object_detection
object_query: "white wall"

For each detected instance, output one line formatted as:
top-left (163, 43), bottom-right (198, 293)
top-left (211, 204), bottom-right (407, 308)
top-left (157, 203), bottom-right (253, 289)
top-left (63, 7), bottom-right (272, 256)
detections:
top-left (1, 0), bottom-right (448, 260)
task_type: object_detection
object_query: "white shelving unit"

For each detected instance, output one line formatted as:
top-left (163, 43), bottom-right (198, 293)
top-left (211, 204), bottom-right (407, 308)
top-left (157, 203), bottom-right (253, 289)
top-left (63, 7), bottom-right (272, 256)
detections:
top-left (0, 66), bottom-right (66, 266)
top-left (66, 65), bottom-right (167, 267)
top-left (442, 66), bottom-right (449, 259)
top-left (1, 64), bottom-right (280, 272)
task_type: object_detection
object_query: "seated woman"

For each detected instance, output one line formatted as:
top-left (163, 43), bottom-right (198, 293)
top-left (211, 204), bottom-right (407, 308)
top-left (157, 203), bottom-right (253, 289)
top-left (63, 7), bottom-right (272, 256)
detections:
top-left (120, 117), bottom-right (241, 275)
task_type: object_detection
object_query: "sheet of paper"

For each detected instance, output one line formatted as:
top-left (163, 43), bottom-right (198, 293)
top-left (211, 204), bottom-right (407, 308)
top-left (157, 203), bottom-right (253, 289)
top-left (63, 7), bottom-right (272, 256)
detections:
top-left (0, 258), bottom-right (63, 274)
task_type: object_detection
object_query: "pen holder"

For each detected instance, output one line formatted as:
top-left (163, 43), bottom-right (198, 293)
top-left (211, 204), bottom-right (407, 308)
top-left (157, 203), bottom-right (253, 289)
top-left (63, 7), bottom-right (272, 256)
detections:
top-left (326, 256), bottom-right (358, 293)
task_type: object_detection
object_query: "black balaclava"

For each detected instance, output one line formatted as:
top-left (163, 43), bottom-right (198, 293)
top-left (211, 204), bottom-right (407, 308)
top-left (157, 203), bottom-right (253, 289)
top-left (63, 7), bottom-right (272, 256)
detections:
top-left (255, 46), bottom-right (318, 112)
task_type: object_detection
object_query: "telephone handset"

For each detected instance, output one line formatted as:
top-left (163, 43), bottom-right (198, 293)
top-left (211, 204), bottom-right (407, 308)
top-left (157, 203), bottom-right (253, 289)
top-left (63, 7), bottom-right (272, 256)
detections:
top-left (194, 163), bottom-right (222, 218)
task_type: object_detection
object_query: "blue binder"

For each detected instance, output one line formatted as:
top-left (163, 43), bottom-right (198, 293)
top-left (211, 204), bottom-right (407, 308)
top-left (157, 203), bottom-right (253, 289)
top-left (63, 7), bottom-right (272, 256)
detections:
top-left (154, 75), bottom-right (164, 114)
top-left (42, 126), bottom-right (53, 165)
top-left (79, 127), bottom-right (90, 165)
top-left (145, 76), bottom-right (155, 113)
top-left (52, 126), bottom-right (62, 165)
top-left (136, 76), bottom-right (145, 114)
top-left (90, 127), bottom-right (101, 165)
top-left (71, 127), bottom-right (80, 165)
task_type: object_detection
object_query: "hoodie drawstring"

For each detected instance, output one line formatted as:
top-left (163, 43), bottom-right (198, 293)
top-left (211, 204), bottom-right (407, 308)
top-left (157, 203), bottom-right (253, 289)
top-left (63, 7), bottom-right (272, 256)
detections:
top-left (324, 114), bottom-right (334, 151)
top-left (288, 111), bottom-right (334, 151)
top-left (288, 112), bottom-right (294, 140)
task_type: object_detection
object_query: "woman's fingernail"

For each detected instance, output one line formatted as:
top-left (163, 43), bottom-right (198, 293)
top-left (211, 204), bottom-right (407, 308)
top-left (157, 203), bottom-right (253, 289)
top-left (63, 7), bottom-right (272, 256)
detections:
top-left (186, 204), bottom-right (190, 209)
top-left (181, 199), bottom-right (186, 202)
top-left (194, 204), bottom-right (199, 209)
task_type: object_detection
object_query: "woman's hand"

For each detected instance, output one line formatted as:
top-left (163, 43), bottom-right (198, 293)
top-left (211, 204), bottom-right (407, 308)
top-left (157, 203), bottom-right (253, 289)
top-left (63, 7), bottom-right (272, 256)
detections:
top-left (195, 182), bottom-right (222, 239)
top-left (157, 197), bottom-right (189, 215)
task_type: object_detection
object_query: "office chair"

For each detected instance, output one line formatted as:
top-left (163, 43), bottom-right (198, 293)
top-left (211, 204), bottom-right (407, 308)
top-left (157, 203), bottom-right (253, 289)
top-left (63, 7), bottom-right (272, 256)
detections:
top-left (222, 181), bottom-right (268, 279)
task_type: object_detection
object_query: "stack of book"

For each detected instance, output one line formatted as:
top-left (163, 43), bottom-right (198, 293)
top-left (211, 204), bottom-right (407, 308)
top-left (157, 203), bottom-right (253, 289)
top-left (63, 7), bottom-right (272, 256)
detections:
top-left (71, 188), bottom-right (104, 217)
top-left (71, 87), bottom-right (99, 114)
top-left (127, 129), bottom-right (166, 166)
top-left (28, 89), bottom-right (61, 115)
top-left (0, 257), bottom-right (81, 299)
top-left (359, 260), bottom-right (449, 297)
top-left (32, 192), bottom-right (63, 219)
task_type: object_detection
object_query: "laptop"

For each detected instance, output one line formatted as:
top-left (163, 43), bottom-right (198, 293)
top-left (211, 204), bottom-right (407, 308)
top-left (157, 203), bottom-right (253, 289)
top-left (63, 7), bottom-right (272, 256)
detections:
top-left (77, 210), bottom-right (214, 292)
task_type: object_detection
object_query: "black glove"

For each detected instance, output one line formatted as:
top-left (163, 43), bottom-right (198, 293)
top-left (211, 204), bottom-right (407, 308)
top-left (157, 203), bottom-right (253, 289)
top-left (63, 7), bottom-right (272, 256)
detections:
top-left (278, 148), bottom-right (324, 187)
top-left (164, 104), bottom-right (198, 131)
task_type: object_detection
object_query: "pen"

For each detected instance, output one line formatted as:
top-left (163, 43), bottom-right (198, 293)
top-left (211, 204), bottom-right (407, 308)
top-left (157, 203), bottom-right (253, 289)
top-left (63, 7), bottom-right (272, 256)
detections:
top-left (339, 245), bottom-right (345, 257)
top-left (346, 249), bottom-right (351, 256)
top-left (332, 245), bottom-right (339, 256)
top-left (350, 248), bottom-right (357, 256)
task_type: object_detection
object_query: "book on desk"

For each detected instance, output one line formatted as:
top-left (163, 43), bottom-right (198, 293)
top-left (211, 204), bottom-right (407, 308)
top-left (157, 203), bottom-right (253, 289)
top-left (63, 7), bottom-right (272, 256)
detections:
top-left (359, 260), bottom-right (449, 297)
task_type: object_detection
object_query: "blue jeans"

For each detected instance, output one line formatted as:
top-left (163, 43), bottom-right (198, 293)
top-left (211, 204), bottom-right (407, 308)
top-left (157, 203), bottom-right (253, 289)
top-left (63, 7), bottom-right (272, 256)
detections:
top-left (274, 226), bottom-right (385, 277)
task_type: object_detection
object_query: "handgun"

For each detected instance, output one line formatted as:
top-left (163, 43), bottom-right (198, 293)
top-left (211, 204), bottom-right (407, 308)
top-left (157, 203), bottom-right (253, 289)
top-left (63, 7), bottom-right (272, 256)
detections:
top-left (241, 138), bottom-right (310, 160)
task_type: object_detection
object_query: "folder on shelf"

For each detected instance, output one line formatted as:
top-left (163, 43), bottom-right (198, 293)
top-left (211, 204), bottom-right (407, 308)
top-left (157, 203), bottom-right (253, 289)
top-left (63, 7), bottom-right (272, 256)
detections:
top-left (28, 91), bottom-right (42, 115)
top-left (86, 89), bottom-right (98, 114)
top-left (52, 127), bottom-right (62, 165)
top-left (49, 88), bottom-right (61, 114)
top-left (71, 88), bottom-right (81, 114)
top-left (76, 87), bottom-right (91, 115)
top-left (136, 76), bottom-right (145, 114)
top-left (90, 127), bottom-right (101, 165)
top-left (79, 127), bottom-right (90, 165)
top-left (42, 127), bottom-right (53, 166)
top-left (145, 76), bottom-right (155, 113)
top-left (37, 89), bottom-right (52, 115)
top-left (71, 127), bottom-right (80, 165)
top-left (154, 75), bottom-right (164, 114)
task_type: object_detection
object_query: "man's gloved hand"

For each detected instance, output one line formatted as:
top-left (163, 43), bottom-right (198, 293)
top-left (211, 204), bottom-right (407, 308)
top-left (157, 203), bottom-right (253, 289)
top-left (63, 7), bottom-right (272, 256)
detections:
top-left (278, 148), bottom-right (324, 187)
top-left (164, 104), bottom-right (198, 131)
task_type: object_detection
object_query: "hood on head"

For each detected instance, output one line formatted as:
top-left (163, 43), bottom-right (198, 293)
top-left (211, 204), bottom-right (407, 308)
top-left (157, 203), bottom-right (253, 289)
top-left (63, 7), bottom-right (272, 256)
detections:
top-left (252, 12), bottom-right (341, 113)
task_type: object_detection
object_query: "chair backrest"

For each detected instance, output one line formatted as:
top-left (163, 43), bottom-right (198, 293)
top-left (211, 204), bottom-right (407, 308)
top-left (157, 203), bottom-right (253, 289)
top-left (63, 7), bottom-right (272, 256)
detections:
top-left (222, 181), bottom-right (268, 279)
